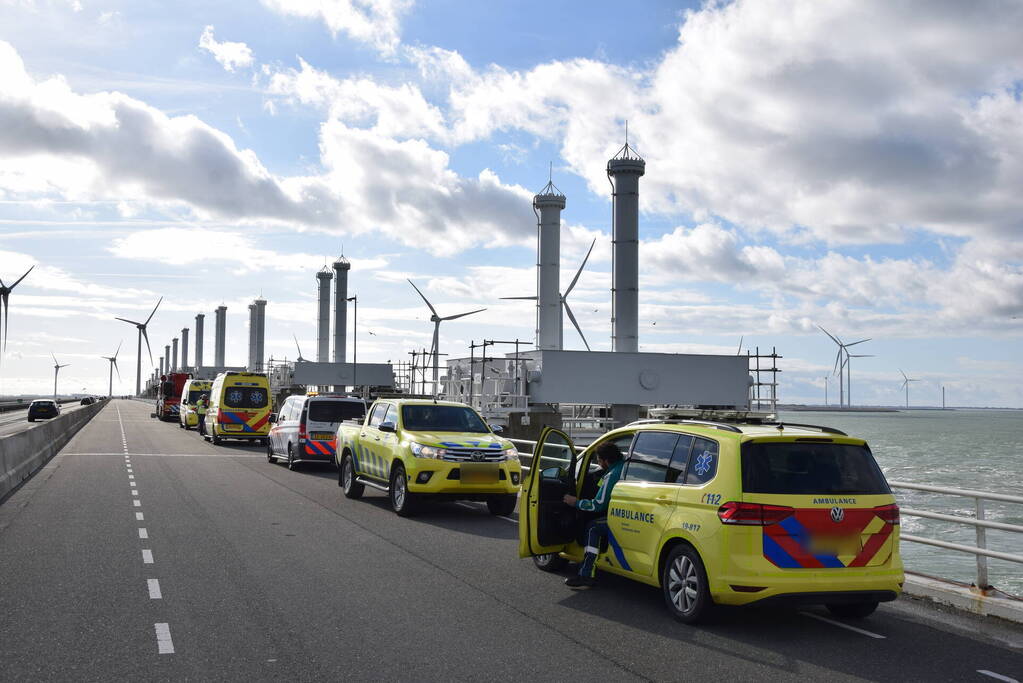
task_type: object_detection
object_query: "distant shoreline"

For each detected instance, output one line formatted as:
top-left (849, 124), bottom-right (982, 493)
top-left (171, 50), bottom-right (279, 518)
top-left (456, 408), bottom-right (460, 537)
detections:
top-left (779, 405), bottom-right (1022, 412)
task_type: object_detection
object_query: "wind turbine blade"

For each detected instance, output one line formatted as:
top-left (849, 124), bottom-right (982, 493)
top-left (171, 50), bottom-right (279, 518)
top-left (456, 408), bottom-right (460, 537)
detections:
top-left (51, 352), bottom-right (58, 365)
top-left (500, 296), bottom-right (537, 301)
top-left (144, 297), bottom-right (163, 326)
top-left (564, 238), bottom-right (596, 297)
top-left (849, 354), bottom-right (874, 358)
top-left (407, 279), bottom-right (438, 317)
top-left (113, 359), bottom-right (121, 382)
top-left (441, 308), bottom-right (486, 322)
top-left (817, 325), bottom-right (842, 346)
top-left (9, 265), bottom-right (34, 290)
top-left (899, 368), bottom-right (908, 381)
top-left (845, 338), bottom-right (871, 347)
top-left (115, 317), bottom-right (143, 326)
top-left (114, 340), bottom-right (122, 358)
top-left (737, 335), bottom-right (743, 355)
top-left (562, 301), bottom-right (590, 351)
top-left (141, 328), bottom-right (153, 365)
top-left (833, 349), bottom-right (843, 375)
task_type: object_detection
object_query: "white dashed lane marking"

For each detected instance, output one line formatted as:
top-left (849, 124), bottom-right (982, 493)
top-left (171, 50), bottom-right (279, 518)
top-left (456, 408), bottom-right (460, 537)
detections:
top-left (133, 500), bottom-right (141, 507)
top-left (154, 623), bottom-right (174, 654)
top-left (978, 671), bottom-right (1019, 683)
top-left (147, 579), bottom-right (162, 599)
top-left (138, 528), bottom-right (148, 539)
top-left (136, 512), bottom-right (144, 521)
top-left (131, 490), bottom-right (139, 497)
top-left (800, 612), bottom-right (885, 639)
top-left (142, 549), bottom-right (154, 564)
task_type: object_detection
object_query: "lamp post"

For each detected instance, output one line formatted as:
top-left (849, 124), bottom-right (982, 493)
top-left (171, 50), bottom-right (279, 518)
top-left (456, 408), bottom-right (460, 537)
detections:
top-left (347, 295), bottom-right (357, 394)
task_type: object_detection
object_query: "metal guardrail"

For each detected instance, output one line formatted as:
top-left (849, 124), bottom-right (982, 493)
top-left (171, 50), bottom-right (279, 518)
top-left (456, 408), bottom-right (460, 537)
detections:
top-left (507, 438), bottom-right (1023, 590)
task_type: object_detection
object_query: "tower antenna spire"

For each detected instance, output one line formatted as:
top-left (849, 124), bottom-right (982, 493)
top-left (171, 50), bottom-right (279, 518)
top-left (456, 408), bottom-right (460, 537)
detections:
top-left (625, 119), bottom-right (629, 145)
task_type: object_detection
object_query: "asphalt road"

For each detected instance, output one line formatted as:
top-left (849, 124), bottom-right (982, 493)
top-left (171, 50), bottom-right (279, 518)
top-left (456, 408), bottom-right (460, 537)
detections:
top-left (0, 400), bottom-right (1020, 682)
top-left (0, 401), bottom-right (89, 437)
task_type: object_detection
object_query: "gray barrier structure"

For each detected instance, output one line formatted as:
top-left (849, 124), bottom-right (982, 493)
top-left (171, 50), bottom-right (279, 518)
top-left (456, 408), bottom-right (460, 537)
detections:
top-left (0, 401), bottom-right (105, 501)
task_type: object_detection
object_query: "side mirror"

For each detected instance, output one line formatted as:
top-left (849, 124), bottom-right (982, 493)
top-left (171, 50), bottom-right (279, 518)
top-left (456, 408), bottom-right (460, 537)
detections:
top-left (268, 413), bottom-right (277, 424)
top-left (490, 424), bottom-right (504, 434)
top-left (379, 421), bottom-right (396, 433)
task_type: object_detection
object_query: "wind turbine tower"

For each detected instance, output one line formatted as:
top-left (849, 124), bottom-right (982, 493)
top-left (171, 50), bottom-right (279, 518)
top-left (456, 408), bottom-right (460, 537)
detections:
top-left (818, 325), bottom-right (870, 407)
top-left (115, 297), bottom-right (161, 396)
top-left (102, 342), bottom-right (122, 397)
top-left (900, 369), bottom-right (919, 408)
top-left (51, 353), bottom-right (69, 399)
top-left (408, 279), bottom-right (485, 391)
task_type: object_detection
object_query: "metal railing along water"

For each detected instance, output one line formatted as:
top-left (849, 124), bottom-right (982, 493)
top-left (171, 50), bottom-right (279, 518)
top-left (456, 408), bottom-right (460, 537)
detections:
top-left (506, 438), bottom-right (1023, 594)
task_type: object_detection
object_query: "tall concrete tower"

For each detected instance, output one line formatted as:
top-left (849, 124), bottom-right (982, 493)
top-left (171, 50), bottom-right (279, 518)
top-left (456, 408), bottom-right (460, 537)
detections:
top-left (316, 268), bottom-right (333, 362)
top-left (195, 314), bottom-right (205, 368)
top-left (171, 338), bottom-right (179, 371)
top-left (247, 303), bottom-right (256, 370)
top-left (214, 305), bottom-right (227, 367)
top-left (533, 179), bottom-right (566, 350)
top-left (607, 141), bottom-right (645, 353)
top-left (181, 328), bottom-right (189, 370)
top-left (251, 298), bottom-right (266, 372)
top-left (164, 345), bottom-right (171, 374)
top-left (333, 256), bottom-right (350, 364)
top-left (159, 355), bottom-right (165, 377)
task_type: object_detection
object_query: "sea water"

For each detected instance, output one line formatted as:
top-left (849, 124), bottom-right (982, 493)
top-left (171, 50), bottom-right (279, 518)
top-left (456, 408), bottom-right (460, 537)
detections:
top-left (779, 409), bottom-right (1023, 596)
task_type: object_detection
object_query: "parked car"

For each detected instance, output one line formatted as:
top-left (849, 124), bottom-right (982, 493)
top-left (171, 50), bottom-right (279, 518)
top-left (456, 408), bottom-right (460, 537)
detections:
top-left (268, 393), bottom-right (366, 469)
top-left (27, 399), bottom-right (60, 421)
top-left (80, 396), bottom-right (94, 405)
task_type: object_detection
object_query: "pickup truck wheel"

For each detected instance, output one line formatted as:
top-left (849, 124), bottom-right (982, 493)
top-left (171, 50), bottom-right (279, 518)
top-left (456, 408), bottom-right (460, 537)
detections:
top-left (341, 454), bottom-right (364, 499)
top-left (486, 494), bottom-right (517, 516)
top-left (389, 463), bottom-right (418, 517)
top-left (662, 544), bottom-right (712, 624)
top-left (287, 444), bottom-right (299, 471)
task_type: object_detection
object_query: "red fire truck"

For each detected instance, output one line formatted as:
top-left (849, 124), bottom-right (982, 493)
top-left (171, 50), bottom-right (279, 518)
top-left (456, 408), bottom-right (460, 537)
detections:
top-left (155, 372), bottom-right (190, 421)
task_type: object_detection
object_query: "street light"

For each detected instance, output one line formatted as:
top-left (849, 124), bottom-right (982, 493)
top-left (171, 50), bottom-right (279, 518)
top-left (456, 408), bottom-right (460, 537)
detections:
top-left (347, 295), bottom-right (357, 394)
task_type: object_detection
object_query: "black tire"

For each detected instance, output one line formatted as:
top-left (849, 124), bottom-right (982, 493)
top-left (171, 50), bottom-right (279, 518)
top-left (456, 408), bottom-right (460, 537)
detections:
top-left (826, 601), bottom-right (878, 619)
top-left (389, 463), bottom-right (417, 517)
top-left (27, 417), bottom-right (34, 422)
top-left (287, 444), bottom-right (298, 471)
top-left (486, 494), bottom-right (517, 516)
top-left (341, 453), bottom-right (364, 499)
top-left (266, 439), bottom-right (276, 463)
top-left (532, 553), bottom-right (567, 572)
top-left (211, 427), bottom-right (221, 446)
top-left (662, 544), bottom-right (712, 624)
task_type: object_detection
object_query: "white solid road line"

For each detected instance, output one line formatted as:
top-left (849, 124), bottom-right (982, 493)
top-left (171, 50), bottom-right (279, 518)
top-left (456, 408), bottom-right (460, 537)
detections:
top-left (136, 512), bottom-right (144, 521)
top-left (147, 579), bottom-right (162, 599)
top-left (133, 500), bottom-right (141, 507)
top-left (154, 623), bottom-right (174, 654)
top-left (800, 612), bottom-right (885, 639)
top-left (978, 671), bottom-right (1020, 683)
top-left (142, 549), bottom-right (154, 564)
top-left (138, 528), bottom-right (148, 539)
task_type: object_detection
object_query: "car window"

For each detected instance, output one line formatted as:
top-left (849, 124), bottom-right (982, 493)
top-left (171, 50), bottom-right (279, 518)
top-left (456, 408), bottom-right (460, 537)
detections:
top-left (624, 431), bottom-right (679, 483)
top-left (382, 404), bottom-right (398, 426)
top-left (224, 386), bottom-right (268, 409)
top-left (666, 435), bottom-right (695, 483)
top-left (576, 433), bottom-right (633, 481)
top-left (741, 441), bottom-right (890, 495)
top-left (280, 401), bottom-right (294, 422)
top-left (367, 403), bottom-right (388, 427)
top-left (685, 437), bottom-right (719, 485)
top-left (309, 400), bottom-right (365, 423)
top-left (400, 405), bottom-right (489, 433)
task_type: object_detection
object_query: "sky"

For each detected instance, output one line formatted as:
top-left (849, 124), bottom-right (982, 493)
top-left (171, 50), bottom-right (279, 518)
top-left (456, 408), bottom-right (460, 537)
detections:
top-left (0, 0), bottom-right (1021, 407)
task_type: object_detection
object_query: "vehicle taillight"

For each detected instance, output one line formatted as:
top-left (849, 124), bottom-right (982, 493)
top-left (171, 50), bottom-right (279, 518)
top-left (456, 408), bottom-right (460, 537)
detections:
top-left (217, 409), bottom-right (225, 423)
top-left (718, 501), bottom-right (794, 526)
top-left (298, 421), bottom-right (307, 441)
top-left (874, 503), bottom-right (900, 525)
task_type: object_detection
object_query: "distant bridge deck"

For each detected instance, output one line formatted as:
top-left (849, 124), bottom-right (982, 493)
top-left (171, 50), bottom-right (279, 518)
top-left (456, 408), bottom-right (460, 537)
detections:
top-left (0, 399), bottom-right (1020, 680)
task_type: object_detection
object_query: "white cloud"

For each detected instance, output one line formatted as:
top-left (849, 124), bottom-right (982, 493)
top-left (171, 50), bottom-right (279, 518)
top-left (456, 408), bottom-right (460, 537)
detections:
top-left (261, 0), bottom-right (412, 55)
top-left (198, 25), bottom-right (254, 73)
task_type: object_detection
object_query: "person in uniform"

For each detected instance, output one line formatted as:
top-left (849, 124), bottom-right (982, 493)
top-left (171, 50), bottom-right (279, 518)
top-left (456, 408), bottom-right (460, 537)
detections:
top-left (562, 440), bottom-right (625, 588)
top-left (196, 393), bottom-right (209, 437)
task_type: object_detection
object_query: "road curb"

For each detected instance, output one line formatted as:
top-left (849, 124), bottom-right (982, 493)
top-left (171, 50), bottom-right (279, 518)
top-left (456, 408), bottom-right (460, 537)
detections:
top-left (904, 572), bottom-right (1023, 625)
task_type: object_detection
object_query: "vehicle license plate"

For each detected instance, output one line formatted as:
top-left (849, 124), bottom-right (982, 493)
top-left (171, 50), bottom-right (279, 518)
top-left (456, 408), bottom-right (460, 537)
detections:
top-left (809, 534), bottom-right (862, 556)
top-left (312, 432), bottom-right (334, 441)
top-left (460, 463), bottom-right (498, 484)
top-left (223, 424), bottom-right (243, 431)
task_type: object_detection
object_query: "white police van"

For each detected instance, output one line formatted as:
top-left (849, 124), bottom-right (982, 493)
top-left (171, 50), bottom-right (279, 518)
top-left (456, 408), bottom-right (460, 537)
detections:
top-left (267, 393), bottom-right (367, 470)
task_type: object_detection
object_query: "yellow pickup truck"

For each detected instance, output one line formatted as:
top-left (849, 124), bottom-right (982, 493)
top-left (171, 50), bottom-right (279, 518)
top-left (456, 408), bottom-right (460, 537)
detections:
top-left (335, 398), bottom-right (521, 517)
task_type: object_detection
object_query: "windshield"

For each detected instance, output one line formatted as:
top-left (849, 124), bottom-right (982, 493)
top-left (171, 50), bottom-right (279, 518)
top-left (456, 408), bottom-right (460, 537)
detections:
top-left (185, 390), bottom-right (206, 405)
top-left (400, 405), bottom-right (490, 433)
top-left (308, 400), bottom-right (365, 423)
top-left (741, 441), bottom-right (890, 495)
top-left (224, 386), bottom-right (268, 409)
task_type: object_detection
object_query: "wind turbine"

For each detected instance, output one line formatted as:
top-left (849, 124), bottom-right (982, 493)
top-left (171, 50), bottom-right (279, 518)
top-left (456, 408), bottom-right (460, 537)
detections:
top-left (293, 334), bottom-right (308, 362)
top-left (818, 325), bottom-right (871, 407)
top-left (52, 353), bottom-right (69, 399)
top-left (502, 238), bottom-right (597, 350)
top-left (0, 265), bottom-right (34, 366)
top-left (899, 369), bottom-right (919, 408)
top-left (101, 341), bottom-right (122, 397)
top-left (407, 280), bottom-right (486, 390)
top-left (115, 297), bottom-right (162, 396)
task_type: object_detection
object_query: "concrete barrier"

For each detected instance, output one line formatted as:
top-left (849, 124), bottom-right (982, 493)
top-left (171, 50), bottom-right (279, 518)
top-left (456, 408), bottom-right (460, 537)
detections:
top-left (0, 400), bottom-right (105, 501)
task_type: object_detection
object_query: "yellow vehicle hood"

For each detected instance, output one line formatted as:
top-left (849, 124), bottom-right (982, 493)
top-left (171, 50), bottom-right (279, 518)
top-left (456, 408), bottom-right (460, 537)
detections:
top-left (405, 432), bottom-right (510, 450)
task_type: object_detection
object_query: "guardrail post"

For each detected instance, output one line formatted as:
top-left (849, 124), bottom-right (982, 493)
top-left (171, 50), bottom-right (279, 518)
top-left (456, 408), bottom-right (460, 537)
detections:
top-left (975, 497), bottom-right (990, 590)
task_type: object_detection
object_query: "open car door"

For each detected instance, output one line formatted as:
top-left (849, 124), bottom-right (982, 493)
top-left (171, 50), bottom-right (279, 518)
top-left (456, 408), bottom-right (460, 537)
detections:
top-left (518, 427), bottom-right (580, 558)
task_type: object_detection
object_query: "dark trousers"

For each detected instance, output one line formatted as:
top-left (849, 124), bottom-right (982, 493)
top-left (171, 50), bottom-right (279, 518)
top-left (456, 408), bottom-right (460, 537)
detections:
top-left (197, 415), bottom-right (207, 436)
top-left (578, 519), bottom-right (608, 578)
